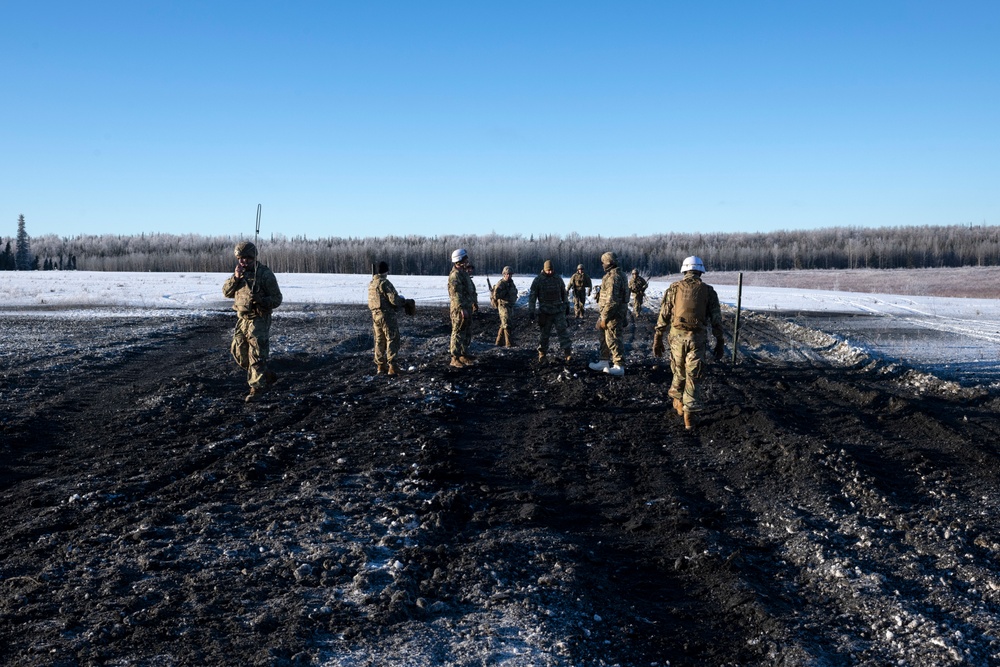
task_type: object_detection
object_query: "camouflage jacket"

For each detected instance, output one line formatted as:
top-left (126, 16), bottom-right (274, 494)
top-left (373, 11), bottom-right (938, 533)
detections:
top-left (568, 271), bottom-right (592, 294)
top-left (493, 277), bottom-right (518, 307)
top-left (655, 274), bottom-right (723, 338)
top-left (448, 266), bottom-right (478, 312)
top-left (528, 272), bottom-right (569, 316)
top-left (629, 275), bottom-right (648, 296)
top-left (368, 274), bottom-right (405, 312)
top-left (598, 266), bottom-right (628, 322)
top-left (223, 264), bottom-right (283, 320)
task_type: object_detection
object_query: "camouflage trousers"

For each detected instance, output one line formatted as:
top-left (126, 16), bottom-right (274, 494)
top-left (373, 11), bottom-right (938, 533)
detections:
top-left (371, 309), bottom-right (400, 366)
top-left (231, 314), bottom-right (271, 389)
top-left (497, 303), bottom-right (514, 332)
top-left (450, 307), bottom-right (473, 359)
top-left (633, 294), bottom-right (645, 318)
top-left (572, 289), bottom-right (587, 318)
top-left (537, 311), bottom-right (571, 354)
top-left (667, 329), bottom-right (708, 412)
top-left (597, 316), bottom-right (625, 366)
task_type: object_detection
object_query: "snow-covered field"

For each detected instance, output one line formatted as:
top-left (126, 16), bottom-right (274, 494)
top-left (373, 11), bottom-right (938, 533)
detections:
top-left (4, 270), bottom-right (999, 385)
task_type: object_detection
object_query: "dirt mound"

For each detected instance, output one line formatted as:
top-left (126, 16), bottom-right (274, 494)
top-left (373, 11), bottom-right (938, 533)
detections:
top-left (3, 305), bottom-right (1000, 666)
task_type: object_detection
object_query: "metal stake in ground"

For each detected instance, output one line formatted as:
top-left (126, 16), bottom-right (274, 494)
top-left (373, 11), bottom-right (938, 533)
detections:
top-left (731, 272), bottom-right (743, 365)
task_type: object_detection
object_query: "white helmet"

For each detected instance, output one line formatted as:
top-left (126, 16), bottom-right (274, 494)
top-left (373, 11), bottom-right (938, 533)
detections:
top-left (680, 256), bottom-right (706, 273)
top-left (451, 248), bottom-right (468, 264)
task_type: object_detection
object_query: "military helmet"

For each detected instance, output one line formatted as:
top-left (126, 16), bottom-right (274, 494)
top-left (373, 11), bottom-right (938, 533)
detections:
top-left (502, 265), bottom-right (512, 275)
top-left (577, 264), bottom-right (584, 270)
top-left (451, 248), bottom-right (468, 264)
top-left (632, 268), bottom-right (639, 274)
top-left (601, 251), bottom-right (618, 267)
top-left (681, 256), bottom-right (706, 273)
top-left (234, 241), bottom-right (257, 259)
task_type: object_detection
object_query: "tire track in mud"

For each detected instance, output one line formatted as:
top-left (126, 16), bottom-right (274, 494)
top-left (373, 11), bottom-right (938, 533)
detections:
top-left (5, 306), bottom-right (1000, 665)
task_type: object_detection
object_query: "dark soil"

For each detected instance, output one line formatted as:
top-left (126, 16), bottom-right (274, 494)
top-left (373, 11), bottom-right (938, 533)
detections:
top-left (3, 305), bottom-right (1000, 666)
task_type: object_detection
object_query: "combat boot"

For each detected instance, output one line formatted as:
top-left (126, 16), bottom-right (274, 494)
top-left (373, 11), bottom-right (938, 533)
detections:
top-left (588, 360), bottom-right (610, 372)
top-left (459, 355), bottom-right (476, 366)
top-left (672, 397), bottom-right (684, 416)
top-left (503, 329), bottom-right (513, 347)
top-left (245, 387), bottom-right (265, 403)
top-left (265, 370), bottom-right (278, 386)
top-left (495, 330), bottom-right (504, 346)
top-left (387, 363), bottom-right (399, 376)
top-left (684, 411), bottom-right (696, 430)
top-left (376, 364), bottom-right (387, 375)
top-left (603, 364), bottom-right (625, 377)
top-left (563, 349), bottom-right (573, 363)
top-left (537, 350), bottom-right (547, 362)
top-left (450, 357), bottom-right (465, 369)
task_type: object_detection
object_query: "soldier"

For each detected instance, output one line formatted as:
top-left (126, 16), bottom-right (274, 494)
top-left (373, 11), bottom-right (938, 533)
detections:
top-left (568, 264), bottom-right (593, 319)
top-left (223, 241), bottom-right (283, 402)
top-left (368, 261), bottom-right (414, 376)
top-left (492, 265), bottom-right (518, 347)
top-left (588, 251), bottom-right (628, 376)
top-left (652, 256), bottom-right (725, 430)
top-left (528, 259), bottom-right (572, 363)
top-left (448, 248), bottom-right (479, 368)
top-left (629, 268), bottom-right (649, 319)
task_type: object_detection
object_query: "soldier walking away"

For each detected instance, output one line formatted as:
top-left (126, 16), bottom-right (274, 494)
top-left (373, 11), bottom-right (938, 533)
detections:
top-left (492, 265), bottom-right (518, 347)
top-left (652, 256), bottom-right (725, 430)
top-left (528, 259), bottom-right (573, 363)
top-left (448, 248), bottom-right (479, 368)
top-left (369, 261), bottom-right (415, 376)
top-left (629, 268), bottom-right (649, 319)
top-left (223, 241), bottom-right (283, 402)
top-left (568, 264), bottom-right (593, 319)
top-left (588, 251), bottom-right (628, 376)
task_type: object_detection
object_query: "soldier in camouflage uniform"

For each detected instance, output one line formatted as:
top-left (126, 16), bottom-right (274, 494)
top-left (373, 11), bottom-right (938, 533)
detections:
top-left (528, 259), bottom-right (572, 363)
top-left (588, 251), bottom-right (628, 376)
top-left (568, 264), bottom-right (593, 319)
top-left (492, 265), bottom-right (518, 347)
top-left (629, 268), bottom-right (649, 319)
top-left (223, 241), bottom-right (283, 402)
top-left (653, 256), bottom-right (725, 430)
top-left (368, 261), bottom-right (414, 376)
top-left (448, 248), bottom-right (479, 368)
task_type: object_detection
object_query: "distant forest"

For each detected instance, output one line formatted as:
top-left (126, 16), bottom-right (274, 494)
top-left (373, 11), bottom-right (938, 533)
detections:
top-left (2, 223), bottom-right (998, 277)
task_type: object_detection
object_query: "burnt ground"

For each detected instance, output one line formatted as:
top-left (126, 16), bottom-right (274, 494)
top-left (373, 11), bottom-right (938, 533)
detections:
top-left (3, 305), bottom-right (1000, 666)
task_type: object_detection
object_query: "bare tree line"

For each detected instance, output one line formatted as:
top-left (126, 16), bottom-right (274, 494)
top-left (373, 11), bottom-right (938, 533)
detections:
top-left (3, 224), bottom-right (998, 276)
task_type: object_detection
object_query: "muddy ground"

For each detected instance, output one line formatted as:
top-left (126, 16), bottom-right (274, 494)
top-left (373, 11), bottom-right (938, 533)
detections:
top-left (3, 304), bottom-right (1000, 666)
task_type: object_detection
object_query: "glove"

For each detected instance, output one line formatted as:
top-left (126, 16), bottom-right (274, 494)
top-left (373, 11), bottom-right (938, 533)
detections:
top-left (529, 311), bottom-right (536, 324)
top-left (565, 304), bottom-right (571, 316)
top-left (596, 318), bottom-right (607, 331)
top-left (653, 332), bottom-right (664, 358)
top-left (472, 303), bottom-right (479, 314)
top-left (714, 338), bottom-right (725, 361)
top-left (403, 299), bottom-right (416, 316)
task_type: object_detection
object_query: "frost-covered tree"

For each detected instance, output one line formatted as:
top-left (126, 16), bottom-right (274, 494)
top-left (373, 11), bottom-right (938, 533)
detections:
top-left (14, 214), bottom-right (33, 271)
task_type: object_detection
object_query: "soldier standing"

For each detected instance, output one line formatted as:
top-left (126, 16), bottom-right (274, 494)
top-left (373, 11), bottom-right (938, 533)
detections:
top-left (448, 248), bottom-right (479, 368)
top-left (568, 264), bottom-right (593, 319)
top-left (528, 259), bottom-right (573, 363)
top-left (368, 261), bottom-right (414, 376)
top-left (652, 256), bottom-right (725, 430)
top-left (629, 268), bottom-right (649, 319)
top-left (223, 241), bottom-right (283, 402)
top-left (492, 265), bottom-right (518, 347)
top-left (588, 251), bottom-right (628, 376)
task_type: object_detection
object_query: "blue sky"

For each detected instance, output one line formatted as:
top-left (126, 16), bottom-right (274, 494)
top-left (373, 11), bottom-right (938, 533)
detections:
top-left (2, 1), bottom-right (997, 240)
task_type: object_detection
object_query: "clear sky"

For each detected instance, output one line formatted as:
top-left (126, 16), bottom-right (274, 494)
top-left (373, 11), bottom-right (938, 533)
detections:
top-left (2, 1), bottom-right (997, 240)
